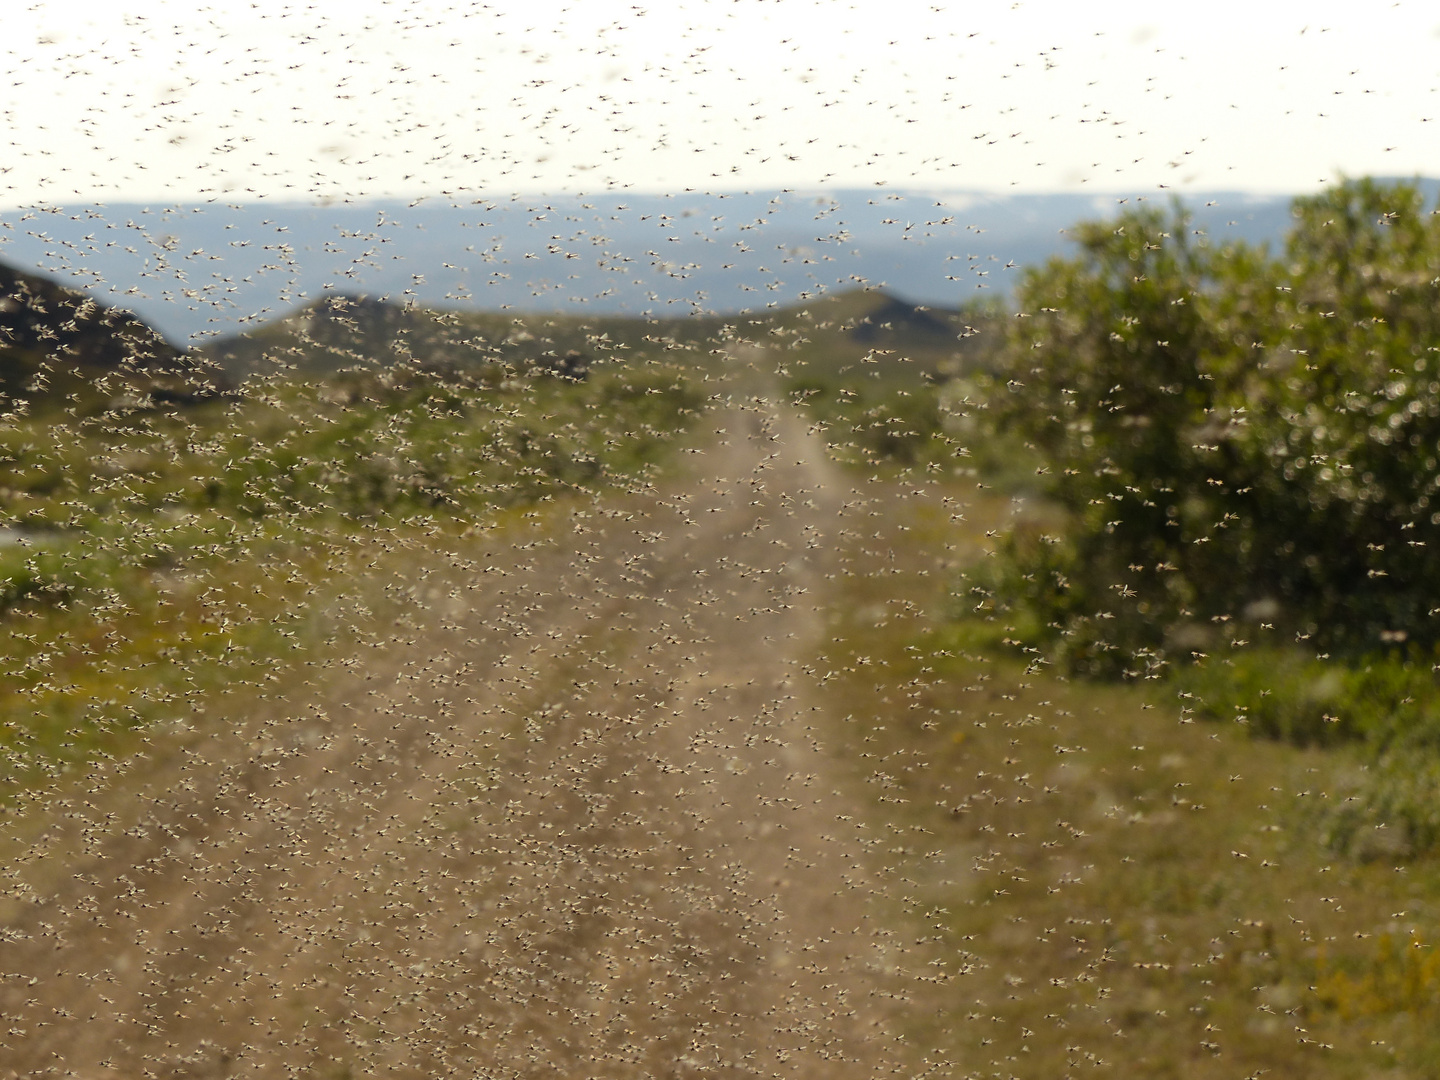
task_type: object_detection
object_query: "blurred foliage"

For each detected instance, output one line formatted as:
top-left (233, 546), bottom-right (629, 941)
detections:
top-left (777, 295), bottom-right (1021, 478)
top-left (1175, 647), bottom-right (1440, 752)
top-left (1315, 930), bottom-right (1440, 1022)
top-left (1, 366), bottom-right (702, 528)
top-left (971, 177), bottom-right (1440, 858)
top-left (985, 177), bottom-right (1440, 676)
top-left (1174, 648), bottom-right (1440, 858)
top-left (787, 375), bottom-right (962, 471)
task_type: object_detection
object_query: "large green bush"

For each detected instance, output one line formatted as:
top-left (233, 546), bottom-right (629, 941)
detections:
top-left (987, 178), bottom-right (1440, 675)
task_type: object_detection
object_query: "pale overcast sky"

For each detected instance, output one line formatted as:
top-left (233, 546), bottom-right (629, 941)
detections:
top-left (4, 0), bottom-right (1439, 203)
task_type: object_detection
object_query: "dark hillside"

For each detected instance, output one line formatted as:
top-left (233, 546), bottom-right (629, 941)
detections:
top-left (0, 261), bottom-right (226, 415)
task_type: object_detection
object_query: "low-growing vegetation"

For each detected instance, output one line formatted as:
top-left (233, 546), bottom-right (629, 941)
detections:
top-left (983, 177), bottom-right (1440, 668)
top-left (814, 488), bottom-right (1440, 1077)
top-left (966, 177), bottom-right (1440, 857)
top-left (0, 353), bottom-right (704, 800)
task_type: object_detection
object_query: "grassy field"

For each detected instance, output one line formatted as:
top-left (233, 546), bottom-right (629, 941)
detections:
top-left (809, 471), bottom-right (1440, 1078)
top-left (0, 359), bottom-right (706, 805)
top-left (6, 281), bottom-right (1440, 1075)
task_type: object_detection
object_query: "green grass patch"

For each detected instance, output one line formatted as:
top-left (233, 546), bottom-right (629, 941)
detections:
top-left (0, 360), bottom-right (706, 803)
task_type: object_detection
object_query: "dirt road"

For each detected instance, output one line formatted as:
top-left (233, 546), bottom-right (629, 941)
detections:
top-left (0, 401), bottom-right (952, 1078)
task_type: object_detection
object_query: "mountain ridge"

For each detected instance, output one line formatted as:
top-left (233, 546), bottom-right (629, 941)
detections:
top-left (10, 183), bottom-right (1424, 346)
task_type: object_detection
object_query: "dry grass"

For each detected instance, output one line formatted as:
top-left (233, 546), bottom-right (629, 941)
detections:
top-left (815, 475), bottom-right (1440, 1078)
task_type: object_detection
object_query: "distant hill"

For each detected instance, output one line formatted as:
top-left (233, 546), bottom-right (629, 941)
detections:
top-left (0, 260), bottom-right (226, 416)
top-left (196, 285), bottom-right (990, 388)
top-left (4, 183), bottom-right (1411, 348)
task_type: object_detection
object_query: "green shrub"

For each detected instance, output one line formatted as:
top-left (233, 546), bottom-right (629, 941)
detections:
top-left (1178, 648), bottom-right (1440, 751)
top-left (987, 177), bottom-right (1440, 672)
top-left (1176, 646), bottom-right (1440, 856)
top-left (1317, 755), bottom-right (1440, 861)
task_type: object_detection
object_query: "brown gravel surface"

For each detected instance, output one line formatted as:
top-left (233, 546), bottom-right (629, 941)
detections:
top-left (0, 403), bottom-right (950, 1079)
